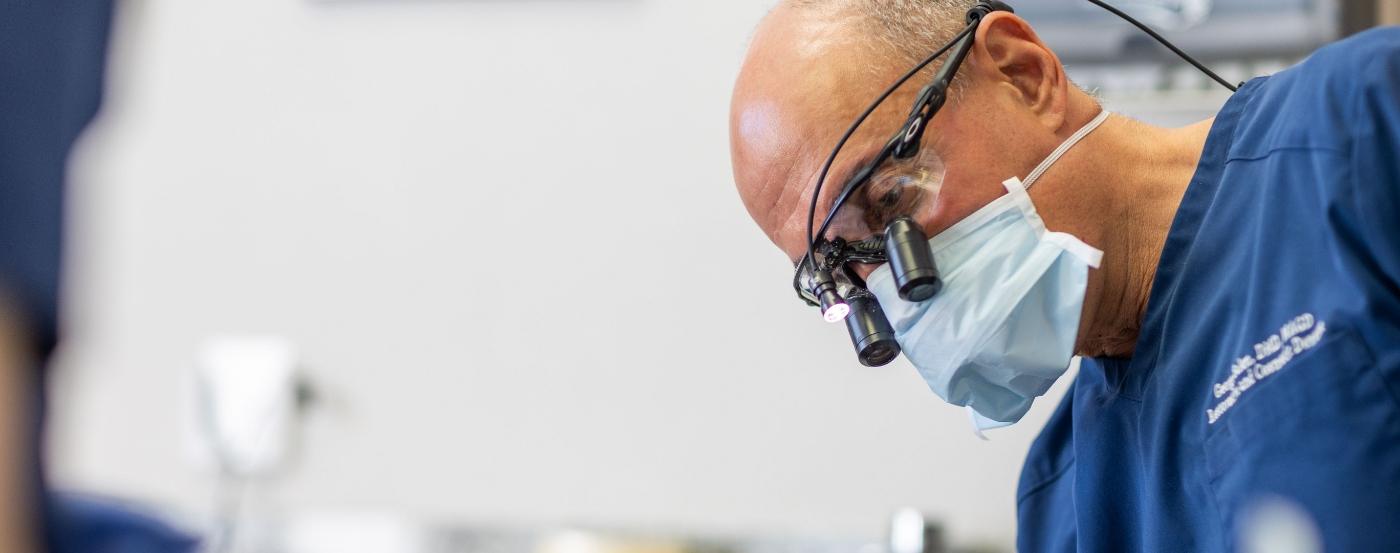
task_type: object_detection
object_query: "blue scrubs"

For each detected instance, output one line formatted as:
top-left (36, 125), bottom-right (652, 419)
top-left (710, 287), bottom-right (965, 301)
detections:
top-left (1017, 28), bottom-right (1400, 552)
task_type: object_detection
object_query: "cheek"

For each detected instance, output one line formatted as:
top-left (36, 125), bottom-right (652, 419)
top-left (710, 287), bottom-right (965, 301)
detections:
top-left (921, 164), bottom-right (1011, 237)
top-left (772, 214), bottom-right (816, 261)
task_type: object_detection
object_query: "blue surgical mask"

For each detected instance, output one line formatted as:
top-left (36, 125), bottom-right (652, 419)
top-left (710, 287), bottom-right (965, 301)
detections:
top-left (866, 111), bottom-right (1109, 433)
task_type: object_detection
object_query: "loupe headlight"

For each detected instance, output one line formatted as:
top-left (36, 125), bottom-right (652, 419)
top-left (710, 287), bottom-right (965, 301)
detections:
top-left (811, 268), bottom-right (850, 323)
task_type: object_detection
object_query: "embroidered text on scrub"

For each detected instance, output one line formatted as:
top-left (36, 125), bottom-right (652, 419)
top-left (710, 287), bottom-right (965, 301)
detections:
top-left (1207, 313), bottom-right (1327, 424)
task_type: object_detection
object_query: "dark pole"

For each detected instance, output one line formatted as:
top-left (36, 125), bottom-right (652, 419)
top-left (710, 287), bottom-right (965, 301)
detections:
top-left (1342, 0), bottom-right (1379, 37)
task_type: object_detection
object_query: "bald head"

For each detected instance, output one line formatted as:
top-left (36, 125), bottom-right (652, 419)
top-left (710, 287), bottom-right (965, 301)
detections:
top-left (728, 2), bottom-right (957, 260)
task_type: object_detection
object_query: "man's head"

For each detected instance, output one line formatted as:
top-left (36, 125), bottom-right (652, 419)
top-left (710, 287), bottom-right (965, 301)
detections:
top-left (729, 0), bottom-right (1101, 278)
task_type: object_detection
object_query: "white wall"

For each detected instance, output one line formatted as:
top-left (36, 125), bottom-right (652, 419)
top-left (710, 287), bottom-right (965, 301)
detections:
top-left (49, 0), bottom-right (1079, 550)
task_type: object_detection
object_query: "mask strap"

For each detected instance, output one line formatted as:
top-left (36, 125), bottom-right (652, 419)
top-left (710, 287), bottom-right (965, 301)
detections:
top-left (1022, 110), bottom-right (1112, 191)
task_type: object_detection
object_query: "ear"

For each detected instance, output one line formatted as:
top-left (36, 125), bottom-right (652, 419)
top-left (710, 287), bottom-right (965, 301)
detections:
top-left (968, 12), bottom-right (1068, 130)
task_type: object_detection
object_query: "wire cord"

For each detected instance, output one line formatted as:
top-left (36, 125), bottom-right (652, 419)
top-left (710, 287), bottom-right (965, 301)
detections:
top-left (1084, 0), bottom-right (1240, 92)
top-left (803, 21), bottom-right (976, 271)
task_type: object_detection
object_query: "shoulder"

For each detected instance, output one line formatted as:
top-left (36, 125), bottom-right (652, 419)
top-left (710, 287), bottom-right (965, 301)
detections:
top-left (1230, 28), bottom-right (1400, 157)
top-left (1343, 28), bottom-right (1400, 140)
top-left (1302, 27), bottom-right (1400, 76)
top-left (1275, 26), bottom-right (1400, 109)
top-left (1304, 27), bottom-right (1400, 135)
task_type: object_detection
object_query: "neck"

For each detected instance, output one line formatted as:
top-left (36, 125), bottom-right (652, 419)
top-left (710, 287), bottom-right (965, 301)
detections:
top-left (1039, 113), bottom-right (1212, 358)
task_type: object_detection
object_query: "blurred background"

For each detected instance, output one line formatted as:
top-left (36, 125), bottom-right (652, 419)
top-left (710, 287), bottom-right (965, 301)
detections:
top-left (39, 0), bottom-right (1386, 551)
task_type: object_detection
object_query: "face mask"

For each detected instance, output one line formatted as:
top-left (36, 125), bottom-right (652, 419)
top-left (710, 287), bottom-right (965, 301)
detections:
top-left (866, 111), bottom-right (1109, 434)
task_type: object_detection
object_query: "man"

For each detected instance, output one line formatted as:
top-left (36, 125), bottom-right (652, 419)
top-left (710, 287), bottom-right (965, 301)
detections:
top-left (729, 1), bottom-right (1400, 550)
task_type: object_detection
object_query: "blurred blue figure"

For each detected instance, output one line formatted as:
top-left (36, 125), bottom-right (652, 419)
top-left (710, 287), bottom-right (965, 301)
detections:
top-left (49, 495), bottom-right (200, 553)
top-left (1, 1), bottom-right (198, 551)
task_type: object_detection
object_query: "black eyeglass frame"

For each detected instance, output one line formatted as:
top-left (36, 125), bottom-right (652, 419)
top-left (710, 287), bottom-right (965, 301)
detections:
top-left (792, 236), bottom-right (889, 307)
top-left (793, 2), bottom-right (1000, 309)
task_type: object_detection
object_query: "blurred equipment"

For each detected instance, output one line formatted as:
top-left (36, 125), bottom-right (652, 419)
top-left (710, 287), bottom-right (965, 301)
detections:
top-left (1021, 0), bottom-right (1341, 125)
top-left (190, 335), bottom-right (307, 476)
top-left (211, 515), bottom-right (963, 553)
top-left (536, 531), bottom-right (687, 553)
top-left (283, 512), bottom-right (433, 553)
top-left (1023, 0), bottom-right (1338, 63)
top-left (889, 509), bottom-right (945, 553)
top-left (188, 335), bottom-right (317, 553)
top-left (1344, 0), bottom-right (1400, 36)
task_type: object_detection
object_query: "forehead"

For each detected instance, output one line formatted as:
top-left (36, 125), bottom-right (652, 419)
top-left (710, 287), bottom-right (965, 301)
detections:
top-left (729, 6), bottom-right (914, 263)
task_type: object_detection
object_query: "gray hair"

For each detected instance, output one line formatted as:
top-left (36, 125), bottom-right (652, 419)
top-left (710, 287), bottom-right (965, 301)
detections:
top-left (786, 0), bottom-right (974, 76)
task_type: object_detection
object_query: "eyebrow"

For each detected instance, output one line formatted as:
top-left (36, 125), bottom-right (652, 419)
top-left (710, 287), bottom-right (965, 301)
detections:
top-left (787, 150), bottom-right (883, 270)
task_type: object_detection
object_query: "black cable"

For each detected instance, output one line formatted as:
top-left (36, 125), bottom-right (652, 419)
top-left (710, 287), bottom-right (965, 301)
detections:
top-left (1084, 0), bottom-right (1239, 92)
top-left (813, 23), bottom-right (982, 244)
top-left (803, 21), bottom-right (976, 274)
